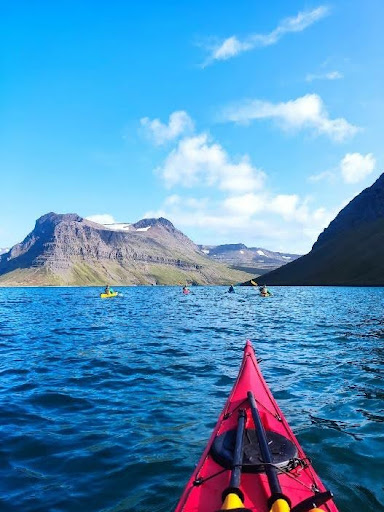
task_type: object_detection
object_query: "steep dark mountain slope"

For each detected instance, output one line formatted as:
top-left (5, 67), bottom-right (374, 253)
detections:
top-left (247, 173), bottom-right (384, 286)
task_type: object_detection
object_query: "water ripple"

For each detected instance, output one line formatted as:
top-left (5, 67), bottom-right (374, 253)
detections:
top-left (0, 286), bottom-right (383, 511)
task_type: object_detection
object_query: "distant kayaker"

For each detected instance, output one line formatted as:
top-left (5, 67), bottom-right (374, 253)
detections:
top-left (182, 285), bottom-right (190, 295)
top-left (260, 285), bottom-right (269, 296)
top-left (228, 285), bottom-right (235, 293)
top-left (104, 285), bottom-right (114, 295)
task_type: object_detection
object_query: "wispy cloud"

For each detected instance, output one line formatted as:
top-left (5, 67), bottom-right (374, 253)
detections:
top-left (340, 152), bottom-right (376, 184)
top-left (306, 70), bottom-right (343, 82)
top-left (308, 170), bottom-right (336, 183)
top-left (140, 111), bottom-right (194, 145)
top-left (220, 93), bottom-right (359, 142)
top-left (203, 6), bottom-right (330, 66)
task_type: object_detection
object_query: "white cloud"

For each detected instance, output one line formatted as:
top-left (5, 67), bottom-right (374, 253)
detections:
top-left (86, 214), bottom-right (116, 225)
top-left (204, 6), bottom-right (329, 65)
top-left (224, 192), bottom-right (333, 227)
top-left (340, 152), bottom-right (376, 184)
top-left (144, 189), bottom-right (338, 254)
top-left (309, 153), bottom-right (377, 184)
top-left (269, 194), bottom-right (300, 218)
top-left (211, 36), bottom-right (252, 61)
top-left (221, 94), bottom-right (359, 142)
top-left (305, 70), bottom-right (343, 82)
top-left (223, 193), bottom-right (267, 216)
top-left (158, 133), bottom-right (266, 192)
top-left (141, 109), bottom-right (341, 253)
top-left (140, 111), bottom-right (194, 145)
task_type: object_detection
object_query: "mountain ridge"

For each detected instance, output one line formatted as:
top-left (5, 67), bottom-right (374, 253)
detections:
top-left (199, 243), bottom-right (300, 275)
top-left (252, 173), bottom-right (384, 286)
top-left (0, 212), bottom-right (255, 286)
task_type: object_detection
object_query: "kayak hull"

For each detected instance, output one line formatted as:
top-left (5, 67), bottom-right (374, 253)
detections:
top-left (100, 292), bottom-right (118, 298)
top-left (175, 341), bottom-right (338, 512)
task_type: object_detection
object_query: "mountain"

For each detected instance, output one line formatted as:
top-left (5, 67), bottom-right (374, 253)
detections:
top-left (252, 173), bottom-right (384, 286)
top-left (0, 248), bottom-right (9, 256)
top-left (0, 213), bottom-right (254, 286)
top-left (199, 243), bottom-right (300, 275)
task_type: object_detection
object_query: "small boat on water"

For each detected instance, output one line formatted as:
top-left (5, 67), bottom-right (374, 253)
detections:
top-left (259, 285), bottom-right (272, 297)
top-left (100, 291), bottom-right (119, 299)
top-left (175, 341), bottom-right (338, 512)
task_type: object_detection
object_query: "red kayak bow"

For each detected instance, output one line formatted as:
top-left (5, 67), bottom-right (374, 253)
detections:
top-left (175, 341), bottom-right (338, 512)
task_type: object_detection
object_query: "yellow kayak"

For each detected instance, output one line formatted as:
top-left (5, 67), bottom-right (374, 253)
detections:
top-left (100, 292), bottom-right (119, 299)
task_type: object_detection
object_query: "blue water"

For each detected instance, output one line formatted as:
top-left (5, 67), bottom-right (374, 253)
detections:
top-left (0, 287), bottom-right (383, 512)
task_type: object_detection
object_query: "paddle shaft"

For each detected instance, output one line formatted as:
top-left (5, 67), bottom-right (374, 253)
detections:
top-left (247, 391), bottom-right (282, 496)
top-left (219, 409), bottom-right (250, 511)
top-left (230, 409), bottom-right (246, 488)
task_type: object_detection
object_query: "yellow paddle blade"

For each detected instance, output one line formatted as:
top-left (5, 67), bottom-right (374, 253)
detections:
top-left (221, 492), bottom-right (245, 510)
top-left (270, 498), bottom-right (290, 512)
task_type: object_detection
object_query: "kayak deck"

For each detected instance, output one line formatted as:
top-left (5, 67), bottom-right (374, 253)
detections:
top-left (175, 341), bottom-right (338, 512)
top-left (100, 292), bottom-right (118, 298)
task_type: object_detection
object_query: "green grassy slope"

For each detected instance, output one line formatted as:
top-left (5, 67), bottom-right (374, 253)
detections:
top-left (0, 260), bottom-right (254, 286)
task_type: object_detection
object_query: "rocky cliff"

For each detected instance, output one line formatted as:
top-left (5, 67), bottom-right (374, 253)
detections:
top-left (199, 243), bottom-right (300, 275)
top-left (0, 213), bottom-right (254, 286)
top-left (252, 173), bottom-right (384, 286)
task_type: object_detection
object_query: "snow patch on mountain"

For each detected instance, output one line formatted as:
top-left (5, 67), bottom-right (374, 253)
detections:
top-left (198, 243), bottom-right (301, 274)
top-left (103, 223), bottom-right (132, 232)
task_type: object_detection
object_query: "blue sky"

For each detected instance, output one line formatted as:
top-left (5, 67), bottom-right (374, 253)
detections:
top-left (1, 0), bottom-right (383, 253)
